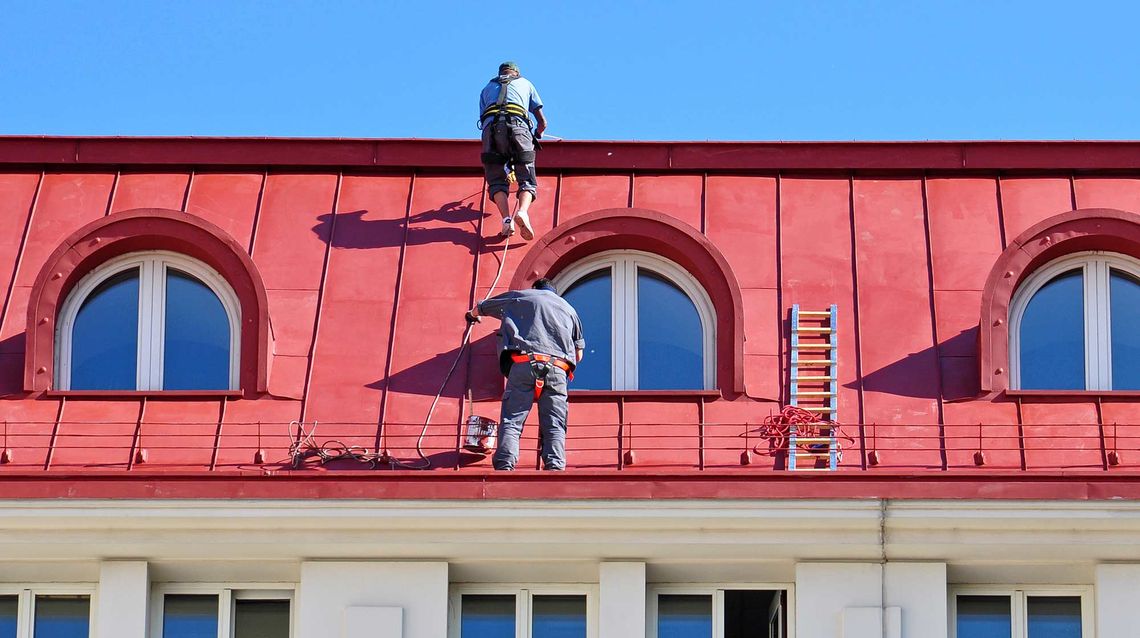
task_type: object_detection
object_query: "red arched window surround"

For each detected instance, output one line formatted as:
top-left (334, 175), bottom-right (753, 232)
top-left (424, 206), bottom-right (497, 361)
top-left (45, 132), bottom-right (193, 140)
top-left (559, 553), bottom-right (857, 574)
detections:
top-left (510, 207), bottom-right (746, 395)
top-left (980, 207), bottom-right (1140, 393)
top-left (24, 208), bottom-right (271, 395)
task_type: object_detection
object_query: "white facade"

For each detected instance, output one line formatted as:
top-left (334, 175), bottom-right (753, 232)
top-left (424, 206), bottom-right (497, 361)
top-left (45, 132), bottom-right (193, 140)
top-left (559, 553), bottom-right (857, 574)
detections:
top-left (1, 498), bottom-right (1137, 636)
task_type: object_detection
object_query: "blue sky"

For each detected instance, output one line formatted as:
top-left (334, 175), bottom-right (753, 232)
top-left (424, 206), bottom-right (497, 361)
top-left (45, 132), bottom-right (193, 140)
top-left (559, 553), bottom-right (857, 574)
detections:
top-left (2, 1), bottom-right (1137, 141)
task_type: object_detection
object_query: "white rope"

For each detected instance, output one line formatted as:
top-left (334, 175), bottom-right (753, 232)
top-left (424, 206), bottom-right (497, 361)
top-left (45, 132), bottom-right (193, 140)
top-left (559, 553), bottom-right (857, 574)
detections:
top-left (390, 207), bottom-right (516, 470)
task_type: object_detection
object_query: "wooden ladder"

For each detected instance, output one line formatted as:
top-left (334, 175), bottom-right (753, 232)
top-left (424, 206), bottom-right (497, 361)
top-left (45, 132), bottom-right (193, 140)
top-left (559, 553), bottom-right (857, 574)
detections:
top-left (788, 304), bottom-right (840, 471)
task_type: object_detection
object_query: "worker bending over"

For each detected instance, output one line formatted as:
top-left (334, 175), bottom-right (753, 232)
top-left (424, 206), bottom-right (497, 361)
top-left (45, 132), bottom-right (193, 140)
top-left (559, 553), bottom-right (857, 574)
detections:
top-left (467, 279), bottom-right (583, 470)
top-left (478, 61), bottom-right (547, 241)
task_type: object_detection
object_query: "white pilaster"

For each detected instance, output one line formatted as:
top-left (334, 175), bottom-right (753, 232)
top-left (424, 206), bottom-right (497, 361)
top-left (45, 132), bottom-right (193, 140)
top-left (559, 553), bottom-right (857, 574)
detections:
top-left (796, 563), bottom-right (881, 638)
top-left (95, 561), bottom-right (149, 638)
top-left (884, 562), bottom-right (946, 638)
top-left (599, 562), bottom-right (645, 638)
top-left (295, 561), bottom-right (447, 638)
top-left (1095, 563), bottom-right (1140, 636)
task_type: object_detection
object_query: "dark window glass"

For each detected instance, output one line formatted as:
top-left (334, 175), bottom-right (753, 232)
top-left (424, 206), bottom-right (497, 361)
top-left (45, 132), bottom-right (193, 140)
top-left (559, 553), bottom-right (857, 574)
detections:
top-left (532, 595), bottom-right (586, 638)
top-left (33, 596), bottom-right (89, 638)
top-left (724, 590), bottom-right (774, 638)
top-left (956, 595), bottom-right (1011, 638)
top-left (234, 599), bottom-right (290, 638)
top-left (71, 269), bottom-right (139, 390)
top-left (1027, 596), bottom-right (1081, 638)
top-left (1020, 270), bottom-right (1085, 389)
top-left (162, 594), bottom-right (217, 638)
top-left (563, 269), bottom-right (612, 390)
top-left (638, 269), bottom-right (703, 389)
top-left (0, 595), bottom-right (16, 638)
top-left (658, 594), bottom-right (711, 638)
top-left (1111, 269), bottom-right (1140, 390)
top-left (163, 269), bottom-right (230, 390)
top-left (461, 594), bottom-right (514, 638)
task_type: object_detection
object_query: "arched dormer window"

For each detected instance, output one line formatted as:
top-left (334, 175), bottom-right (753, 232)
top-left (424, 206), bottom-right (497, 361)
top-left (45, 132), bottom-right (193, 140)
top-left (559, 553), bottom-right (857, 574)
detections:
top-left (980, 208), bottom-right (1140, 394)
top-left (1010, 251), bottom-right (1140, 390)
top-left (56, 251), bottom-right (241, 391)
top-left (554, 250), bottom-right (716, 391)
top-left (510, 207), bottom-right (746, 395)
top-left (26, 208), bottom-right (271, 395)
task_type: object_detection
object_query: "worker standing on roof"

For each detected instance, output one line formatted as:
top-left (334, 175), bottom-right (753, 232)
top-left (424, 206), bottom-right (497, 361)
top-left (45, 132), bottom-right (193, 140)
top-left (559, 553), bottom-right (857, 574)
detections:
top-left (479, 61), bottom-right (547, 241)
top-left (466, 278), bottom-right (583, 470)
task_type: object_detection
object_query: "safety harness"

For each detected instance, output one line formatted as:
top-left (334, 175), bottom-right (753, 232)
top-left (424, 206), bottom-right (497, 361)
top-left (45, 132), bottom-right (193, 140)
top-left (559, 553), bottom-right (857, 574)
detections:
top-left (479, 75), bottom-right (532, 128)
top-left (479, 75), bottom-right (540, 169)
top-left (511, 352), bottom-right (574, 401)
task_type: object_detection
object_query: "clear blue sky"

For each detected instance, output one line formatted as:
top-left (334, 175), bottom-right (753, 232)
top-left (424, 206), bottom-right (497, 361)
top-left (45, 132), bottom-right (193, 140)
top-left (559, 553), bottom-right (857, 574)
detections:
top-left (2, 1), bottom-right (1137, 141)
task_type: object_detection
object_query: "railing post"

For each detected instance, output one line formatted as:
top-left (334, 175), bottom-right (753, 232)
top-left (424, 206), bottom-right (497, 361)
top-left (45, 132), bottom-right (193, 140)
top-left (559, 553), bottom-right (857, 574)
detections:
top-left (617, 422), bottom-right (624, 470)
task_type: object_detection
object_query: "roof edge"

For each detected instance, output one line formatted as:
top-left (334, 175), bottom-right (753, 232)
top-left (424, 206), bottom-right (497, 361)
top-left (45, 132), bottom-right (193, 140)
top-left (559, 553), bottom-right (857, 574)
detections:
top-left (3, 136), bottom-right (1140, 171)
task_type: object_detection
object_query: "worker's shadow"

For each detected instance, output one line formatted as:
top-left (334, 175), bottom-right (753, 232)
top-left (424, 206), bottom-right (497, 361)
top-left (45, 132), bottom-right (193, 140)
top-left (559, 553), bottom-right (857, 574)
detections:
top-left (366, 333), bottom-right (502, 402)
top-left (368, 333), bottom-right (502, 470)
top-left (0, 334), bottom-right (24, 397)
top-left (311, 200), bottom-right (507, 255)
top-left (843, 326), bottom-right (978, 401)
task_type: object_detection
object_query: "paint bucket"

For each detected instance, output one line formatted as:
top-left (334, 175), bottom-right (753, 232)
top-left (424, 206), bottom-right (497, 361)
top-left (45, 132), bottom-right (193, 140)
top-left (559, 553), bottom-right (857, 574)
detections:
top-left (463, 415), bottom-right (498, 454)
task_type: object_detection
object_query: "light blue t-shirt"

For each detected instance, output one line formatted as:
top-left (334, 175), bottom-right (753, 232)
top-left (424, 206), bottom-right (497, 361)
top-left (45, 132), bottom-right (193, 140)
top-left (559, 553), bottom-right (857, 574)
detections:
top-left (479, 76), bottom-right (543, 126)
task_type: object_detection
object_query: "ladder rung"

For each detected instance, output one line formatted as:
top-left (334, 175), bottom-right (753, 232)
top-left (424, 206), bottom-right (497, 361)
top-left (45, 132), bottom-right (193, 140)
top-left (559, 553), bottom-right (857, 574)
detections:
top-left (801, 407), bottom-right (836, 412)
top-left (797, 310), bottom-right (832, 317)
top-left (789, 467), bottom-right (834, 472)
top-left (795, 376), bottom-right (834, 381)
top-left (792, 438), bottom-right (835, 444)
top-left (795, 327), bottom-right (834, 333)
top-left (795, 360), bottom-right (835, 366)
top-left (794, 344), bottom-right (835, 350)
top-left (795, 391), bottom-right (836, 397)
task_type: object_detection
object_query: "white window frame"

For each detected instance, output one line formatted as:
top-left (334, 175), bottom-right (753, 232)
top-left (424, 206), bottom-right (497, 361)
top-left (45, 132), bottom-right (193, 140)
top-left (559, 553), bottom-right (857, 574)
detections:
top-left (149, 583), bottom-right (294, 638)
top-left (1010, 251), bottom-right (1140, 390)
top-left (448, 584), bottom-right (598, 638)
top-left (0, 584), bottom-right (96, 638)
top-left (56, 250), bottom-right (242, 391)
top-left (647, 583), bottom-right (794, 638)
top-left (553, 250), bottom-right (717, 390)
top-left (949, 585), bottom-right (1094, 638)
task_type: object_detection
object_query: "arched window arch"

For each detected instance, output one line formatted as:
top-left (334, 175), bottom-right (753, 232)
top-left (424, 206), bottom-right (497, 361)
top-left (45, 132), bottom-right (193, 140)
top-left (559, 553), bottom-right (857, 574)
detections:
top-left (56, 251), bottom-right (241, 391)
top-left (554, 250), bottom-right (716, 390)
top-left (1010, 251), bottom-right (1140, 390)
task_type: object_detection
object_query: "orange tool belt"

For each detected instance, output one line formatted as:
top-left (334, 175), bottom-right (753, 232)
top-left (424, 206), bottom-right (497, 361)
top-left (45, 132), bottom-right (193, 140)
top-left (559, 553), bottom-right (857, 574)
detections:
top-left (510, 352), bottom-right (574, 401)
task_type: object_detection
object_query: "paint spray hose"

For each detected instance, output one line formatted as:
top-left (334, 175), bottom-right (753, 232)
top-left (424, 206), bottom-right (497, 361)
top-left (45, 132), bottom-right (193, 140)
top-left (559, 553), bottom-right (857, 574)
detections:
top-left (389, 229), bottom-right (513, 469)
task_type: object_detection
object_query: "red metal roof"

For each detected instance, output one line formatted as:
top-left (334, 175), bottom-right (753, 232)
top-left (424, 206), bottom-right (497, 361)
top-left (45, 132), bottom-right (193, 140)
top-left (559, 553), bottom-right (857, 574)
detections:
top-left (0, 136), bottom-right (1138, 498)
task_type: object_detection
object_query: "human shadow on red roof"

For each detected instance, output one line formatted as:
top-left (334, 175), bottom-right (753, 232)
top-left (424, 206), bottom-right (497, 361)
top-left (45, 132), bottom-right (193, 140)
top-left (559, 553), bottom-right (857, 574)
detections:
top-left (0, 334), bottom-right (26, 397)
top-left (367, 333), bottom-right (500, 401)
top-left (842, 327), bottom-right (979, 401)
top-left (311, 199), bottom-right (504, 255)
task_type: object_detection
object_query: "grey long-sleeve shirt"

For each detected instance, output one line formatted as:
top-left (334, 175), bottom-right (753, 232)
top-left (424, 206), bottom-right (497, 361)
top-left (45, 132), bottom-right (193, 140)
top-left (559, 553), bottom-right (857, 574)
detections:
top-left (478, 289), bottom-right (585, 373)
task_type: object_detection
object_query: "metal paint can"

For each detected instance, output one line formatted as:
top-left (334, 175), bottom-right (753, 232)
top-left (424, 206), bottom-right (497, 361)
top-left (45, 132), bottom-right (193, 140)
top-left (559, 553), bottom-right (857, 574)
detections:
top-left (463, 415), bottom-right (498, 454)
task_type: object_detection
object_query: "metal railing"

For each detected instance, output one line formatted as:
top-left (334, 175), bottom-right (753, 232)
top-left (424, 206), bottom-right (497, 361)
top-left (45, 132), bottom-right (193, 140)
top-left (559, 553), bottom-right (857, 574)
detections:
top-left (0, 418), bottom-right (1135, 472)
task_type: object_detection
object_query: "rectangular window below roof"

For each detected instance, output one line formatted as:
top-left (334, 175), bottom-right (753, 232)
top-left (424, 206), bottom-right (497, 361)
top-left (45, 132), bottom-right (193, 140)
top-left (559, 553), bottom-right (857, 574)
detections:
top-left (957, 595), bottom-right (1012, 637)
top-left (0, 596), bottom-right (16, 638)
top-left (163, 595), bottom-right (218, 638)
top-left (233, 599), bottom-right (290, 638)
top-left (1026, 596), bottom-right (1082, 637)
top-left (33, 596), bottom-right (90, 638)
top-left (657, 594), bottom-right (711, 638)
top-left (159, 591), bottom-right (291, 638)
top-left (955, 591), bottom-right (1085, 638)
top-left (654, 589), bottom-right (786, 638)
top-left (457, 591), bottom-right (588, 638)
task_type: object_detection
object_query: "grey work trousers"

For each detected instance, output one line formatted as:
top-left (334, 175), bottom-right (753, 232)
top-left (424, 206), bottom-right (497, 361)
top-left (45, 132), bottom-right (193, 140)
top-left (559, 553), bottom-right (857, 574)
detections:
top-left (481, 118), bottom-right (537, 200)
top-left (494, 362), bottom-right (568, 471)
